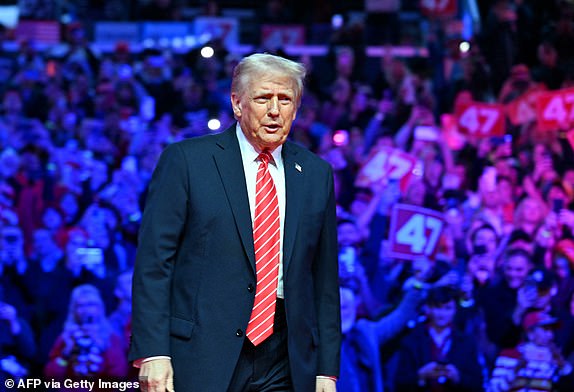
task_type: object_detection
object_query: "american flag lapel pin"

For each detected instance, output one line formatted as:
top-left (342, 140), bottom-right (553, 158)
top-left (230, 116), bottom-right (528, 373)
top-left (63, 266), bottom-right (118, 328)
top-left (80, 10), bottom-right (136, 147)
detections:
top-left (295, 163), bottom-right (302, 172)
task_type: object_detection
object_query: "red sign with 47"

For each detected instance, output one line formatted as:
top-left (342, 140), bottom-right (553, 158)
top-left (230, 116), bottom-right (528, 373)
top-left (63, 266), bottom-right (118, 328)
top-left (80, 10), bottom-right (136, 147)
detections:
top-left (455, 102), bottom-right (506, 138)
top-left (421, 0), bottom-right (457, 17)
top-left (388, 204), bottom-right (445, 260)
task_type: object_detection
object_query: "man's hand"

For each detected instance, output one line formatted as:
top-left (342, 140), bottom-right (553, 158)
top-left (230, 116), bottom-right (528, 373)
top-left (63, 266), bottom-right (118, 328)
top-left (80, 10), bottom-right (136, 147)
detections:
top-left (316, 377), bottom-right (336, 392)
top-left (433, 271), bottom-right (460, 288)
top-left (443, 364), bottom-right (460, 384)
top-left (417, 361), bottom-right (441, 381)
top-left (516, 285), bottom-right (537, 311)
top-left (139, 358), bottom-right (174, 392)
top-left (513, 285), bottom-right (537, 324)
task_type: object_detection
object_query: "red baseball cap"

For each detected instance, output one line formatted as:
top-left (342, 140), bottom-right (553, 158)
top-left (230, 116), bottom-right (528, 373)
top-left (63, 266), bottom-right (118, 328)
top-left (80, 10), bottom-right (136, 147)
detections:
top-left (522, 311), bottom-right (559, 331)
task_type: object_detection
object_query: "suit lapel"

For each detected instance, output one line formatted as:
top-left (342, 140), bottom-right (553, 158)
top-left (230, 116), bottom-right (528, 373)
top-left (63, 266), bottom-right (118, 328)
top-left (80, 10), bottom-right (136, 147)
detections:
top-left (282, 142), bottom-right (303, 274)
top-left (422, 329), bottom-right (433, 364)
top-left (213, 127), bottom-right (256, 275)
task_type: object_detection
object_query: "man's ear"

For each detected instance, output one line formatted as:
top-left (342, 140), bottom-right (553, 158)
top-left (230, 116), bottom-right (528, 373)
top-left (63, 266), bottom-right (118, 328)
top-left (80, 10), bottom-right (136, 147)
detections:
top-left (230, 93), bottom-right (242, 118)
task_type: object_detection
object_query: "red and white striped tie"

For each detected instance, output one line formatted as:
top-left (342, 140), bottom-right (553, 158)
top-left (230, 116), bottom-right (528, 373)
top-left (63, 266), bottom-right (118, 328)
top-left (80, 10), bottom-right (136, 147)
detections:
top-left (246, 151), bottom-right (281, 346)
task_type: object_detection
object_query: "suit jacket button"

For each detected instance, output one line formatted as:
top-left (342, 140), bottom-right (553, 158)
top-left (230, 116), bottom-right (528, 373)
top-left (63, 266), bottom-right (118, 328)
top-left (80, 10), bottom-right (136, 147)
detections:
top-left (247, 284), bottom-right (254, 293)
top-left (236, 329), bottom-right (243, 337)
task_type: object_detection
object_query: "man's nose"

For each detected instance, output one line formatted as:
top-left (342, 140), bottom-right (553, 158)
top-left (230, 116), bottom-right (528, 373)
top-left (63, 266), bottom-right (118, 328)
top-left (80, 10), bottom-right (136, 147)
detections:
top-left (267, 97), bottom-right (279, 116)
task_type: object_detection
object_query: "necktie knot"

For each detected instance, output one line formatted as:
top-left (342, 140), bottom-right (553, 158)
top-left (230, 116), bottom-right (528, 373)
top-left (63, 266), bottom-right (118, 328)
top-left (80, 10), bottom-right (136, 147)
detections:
top-left (258, 151), bottom-right (273, 166)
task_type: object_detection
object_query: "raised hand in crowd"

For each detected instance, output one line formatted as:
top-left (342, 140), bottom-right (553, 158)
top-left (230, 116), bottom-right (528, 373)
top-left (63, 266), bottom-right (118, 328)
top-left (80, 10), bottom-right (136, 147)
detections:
top-left (0, 301), bottom-right (21, 335)
top-left (512, 284), bottom-right (538, 325)
top-left (434, 270), bottom-right (460, 289)
top-left (0, 299), bottom-right (35, 380)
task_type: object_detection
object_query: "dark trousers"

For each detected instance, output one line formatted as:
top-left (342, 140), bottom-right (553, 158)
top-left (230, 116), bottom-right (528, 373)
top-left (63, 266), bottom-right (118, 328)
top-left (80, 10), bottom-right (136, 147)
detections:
top-left (227, 299), bottom-right (293, 392)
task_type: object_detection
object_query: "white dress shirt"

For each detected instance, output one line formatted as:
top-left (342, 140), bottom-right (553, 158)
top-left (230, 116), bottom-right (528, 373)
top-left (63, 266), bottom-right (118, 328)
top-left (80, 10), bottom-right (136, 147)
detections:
top-left (236, 123), bottom-right (286, 299)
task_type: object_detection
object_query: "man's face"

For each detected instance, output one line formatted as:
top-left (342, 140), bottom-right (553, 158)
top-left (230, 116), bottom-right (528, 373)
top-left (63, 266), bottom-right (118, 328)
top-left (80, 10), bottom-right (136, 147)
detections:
top-left (32, 229), bottom-right (55, 257)
top-left (504, 254), bottom-right (532, 289)
top-left (473, 228), bottom-right (498, 255)
top-left (527, 325), bottom-right (554, 347)
top-left (427, 300), bottom-right (456, 329)
top-left (468, 255), bottom-right (495, 284)
top-left (498, 179), bottom-right (514, 204)
top-left (42, 208), bottom-right (63, 230)
top-left (1, 226), bottom-right (23, 261)
top-left (481, 188), bottom-right (500, 209)
top-left (231, 72), bottom-right (298, 152)
top-left (554, 257), bottom-right (570, 280)
top-left (338, 222), bottom-right (361, 247)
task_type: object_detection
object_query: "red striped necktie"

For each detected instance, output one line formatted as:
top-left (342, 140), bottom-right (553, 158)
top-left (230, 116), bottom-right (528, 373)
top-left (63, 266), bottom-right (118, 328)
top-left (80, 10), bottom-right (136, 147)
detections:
top-left (246, 150), bottom-right (281, 346)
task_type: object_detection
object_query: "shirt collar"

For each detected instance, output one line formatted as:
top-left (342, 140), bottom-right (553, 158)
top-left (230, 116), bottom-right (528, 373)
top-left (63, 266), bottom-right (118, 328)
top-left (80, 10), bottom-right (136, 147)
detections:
top-left (235, 123), bottom-right (282, 165)
top-left (428, 326), bottom-right (452, 342)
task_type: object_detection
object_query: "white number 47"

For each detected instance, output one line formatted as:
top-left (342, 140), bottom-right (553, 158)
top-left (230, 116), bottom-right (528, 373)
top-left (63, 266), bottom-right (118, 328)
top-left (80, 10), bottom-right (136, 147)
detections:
top-left (396, 214), bottom-right (443, 255)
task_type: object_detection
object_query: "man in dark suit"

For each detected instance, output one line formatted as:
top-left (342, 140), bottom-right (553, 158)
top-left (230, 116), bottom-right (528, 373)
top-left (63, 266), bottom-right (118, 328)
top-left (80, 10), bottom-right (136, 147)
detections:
top-left (395, 287), bottom-right (483, 392)
top-left (129, 53), bottom-right (341, 392)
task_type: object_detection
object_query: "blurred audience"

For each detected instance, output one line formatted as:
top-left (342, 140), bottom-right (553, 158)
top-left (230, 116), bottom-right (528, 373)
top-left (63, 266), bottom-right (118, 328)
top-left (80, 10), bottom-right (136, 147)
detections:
top-left (0, 1), bottom-right (573, 390)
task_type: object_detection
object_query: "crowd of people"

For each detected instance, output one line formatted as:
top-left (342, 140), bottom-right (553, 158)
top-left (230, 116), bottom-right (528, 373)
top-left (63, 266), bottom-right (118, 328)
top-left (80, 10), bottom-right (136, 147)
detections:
top-left (1, 0), bottom-right (574, 390)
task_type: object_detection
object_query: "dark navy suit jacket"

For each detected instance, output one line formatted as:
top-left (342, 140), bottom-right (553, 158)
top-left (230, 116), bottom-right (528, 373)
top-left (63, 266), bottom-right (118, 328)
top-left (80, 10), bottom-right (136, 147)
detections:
top-left (129, 126), bottom-right (341, 392)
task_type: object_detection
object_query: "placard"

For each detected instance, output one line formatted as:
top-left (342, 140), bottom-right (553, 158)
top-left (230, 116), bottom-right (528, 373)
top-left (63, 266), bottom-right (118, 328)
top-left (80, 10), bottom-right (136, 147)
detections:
top-left (421, 0), bottom-right (457, 17)
top-left (388, 204), bottom-right (445, 260)
top-left (194, 17), bottom-right (238, 47)
top-left (94, 22), bottom-right (140, 44)
top-left (456, 102), bottom-right (505, 137)
top-left (261, 25), bottom-right (305, 49)
top-left (536, 88), bottom-right (574, 131)
top-left (506, 89), bottom-right (544, 126)
top-left (355, 147), bottom-right (419, 191)
top-left (141, 22), bottom-right (190, 41)
top-left (15, 21), bottom-right (60, 44)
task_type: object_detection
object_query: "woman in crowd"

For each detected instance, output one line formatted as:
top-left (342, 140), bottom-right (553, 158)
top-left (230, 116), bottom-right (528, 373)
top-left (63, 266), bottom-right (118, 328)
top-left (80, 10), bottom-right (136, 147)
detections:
top-left (44, 284), bottom-right (126, 384)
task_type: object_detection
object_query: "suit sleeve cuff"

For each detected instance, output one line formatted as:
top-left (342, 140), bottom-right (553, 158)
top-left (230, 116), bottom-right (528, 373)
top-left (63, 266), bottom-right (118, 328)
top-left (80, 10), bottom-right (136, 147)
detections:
top-left (133, 356), bottom-right (171, 368)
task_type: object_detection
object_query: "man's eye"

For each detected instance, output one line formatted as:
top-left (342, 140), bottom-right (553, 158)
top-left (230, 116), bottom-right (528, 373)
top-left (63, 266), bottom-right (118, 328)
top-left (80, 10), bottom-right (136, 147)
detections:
top-left (254, 97), bottom-right (268, 103)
